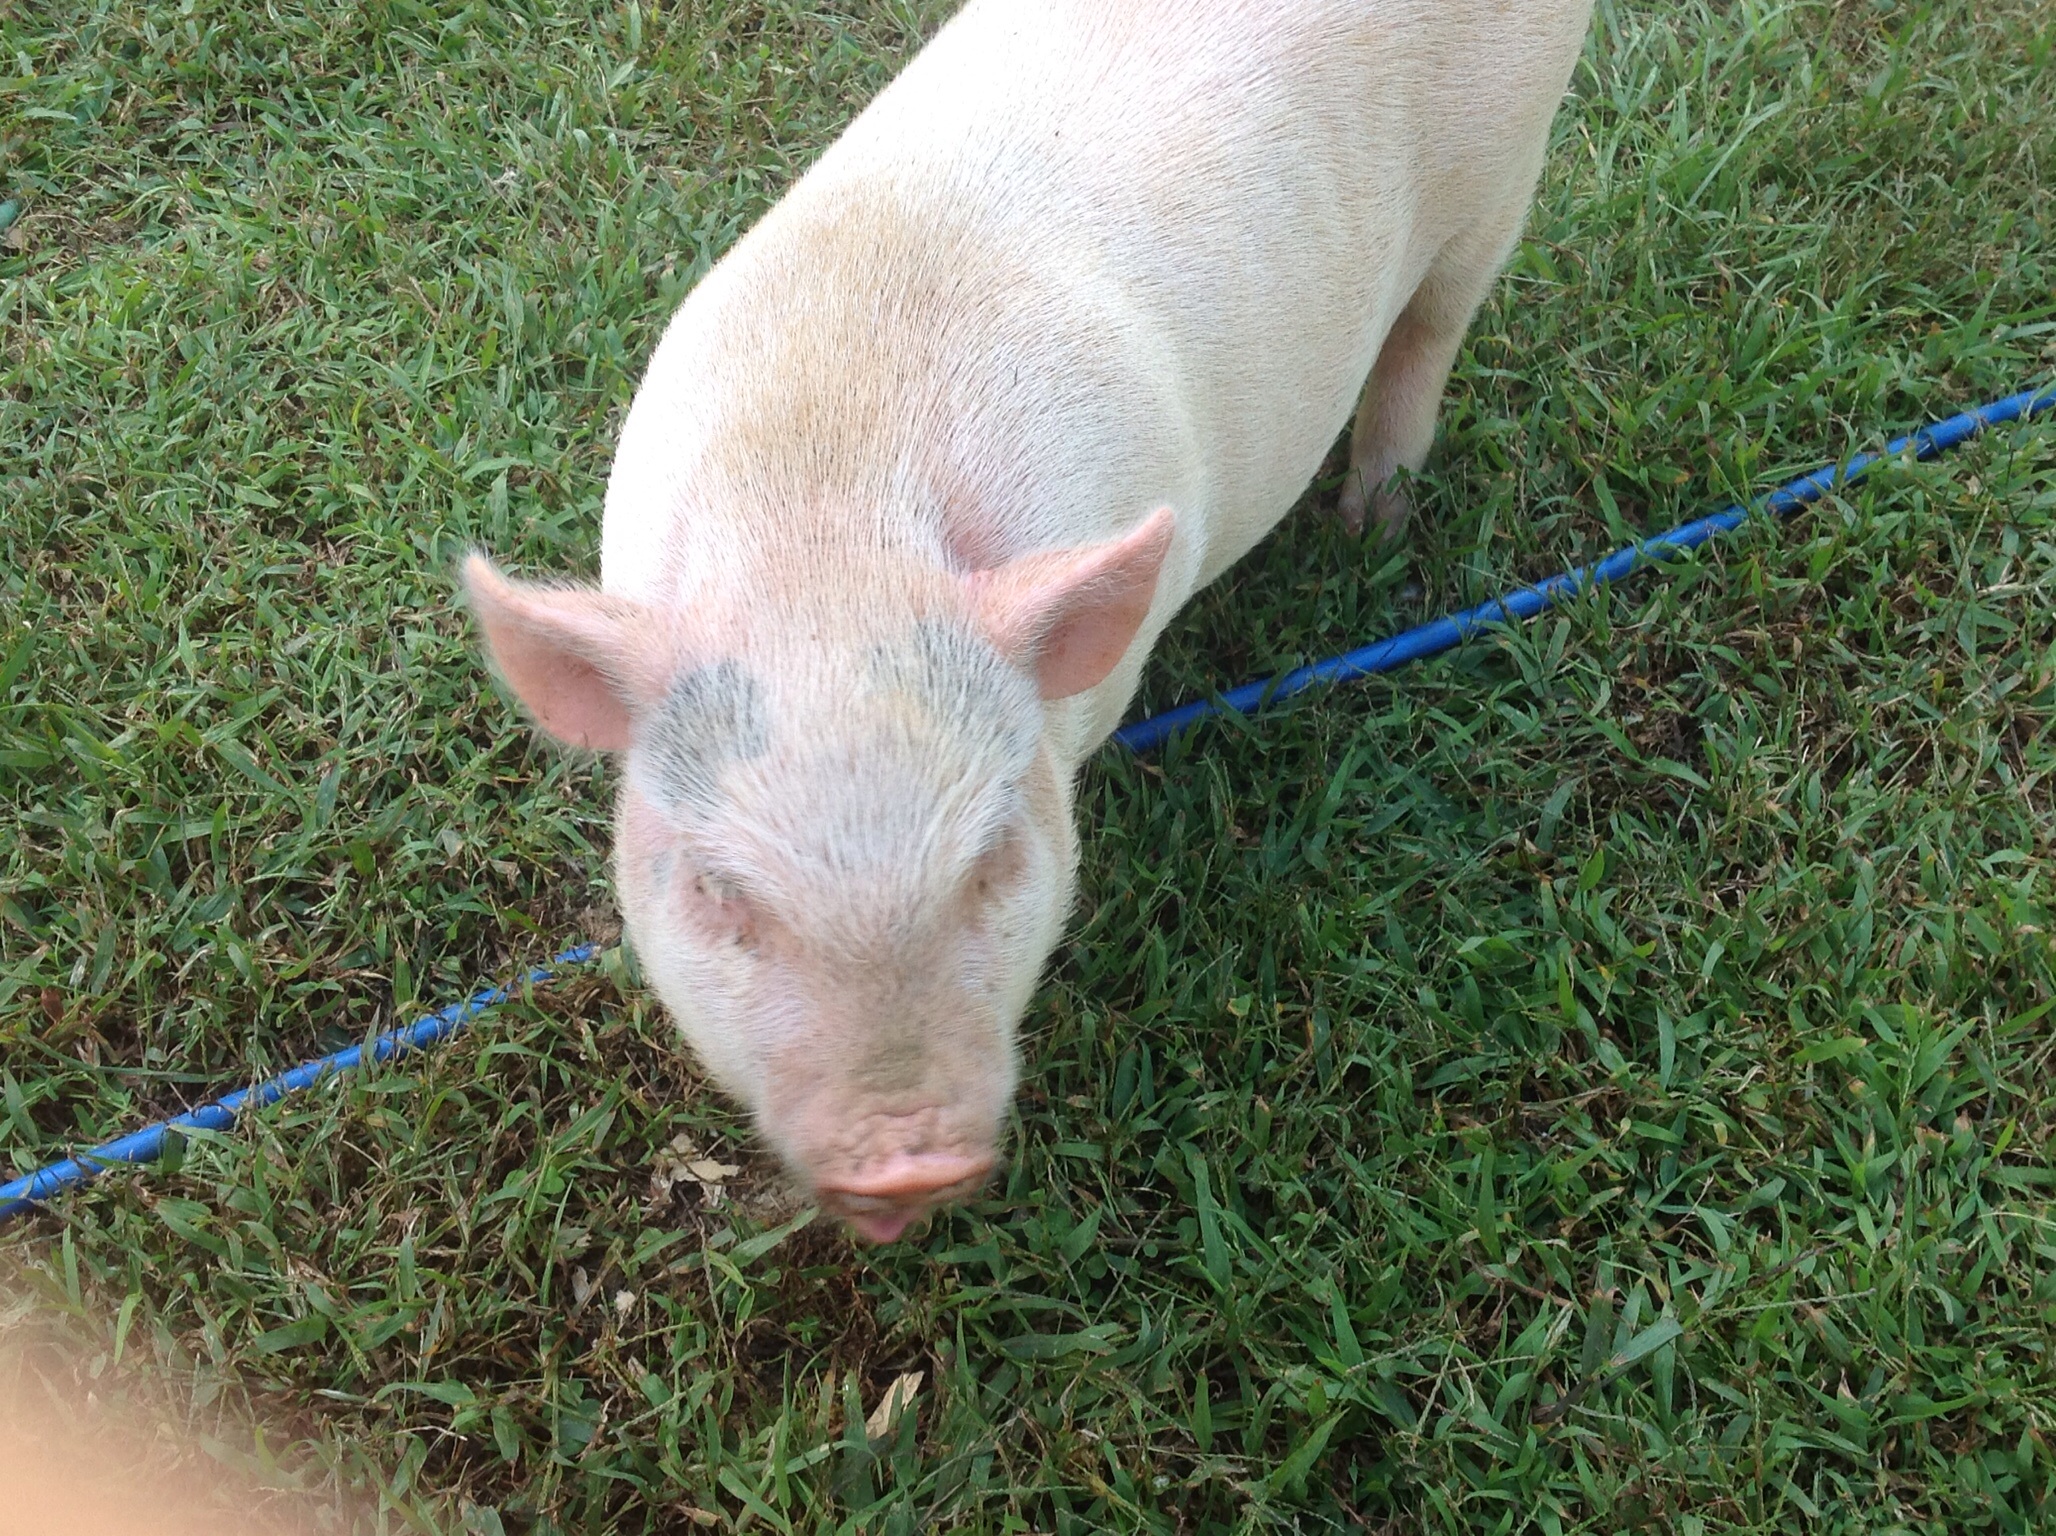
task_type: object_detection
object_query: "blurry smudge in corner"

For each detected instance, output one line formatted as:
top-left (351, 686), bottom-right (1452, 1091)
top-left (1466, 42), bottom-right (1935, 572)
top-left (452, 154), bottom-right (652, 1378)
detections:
top-left (0, 1303), bottom-right (347, 1536)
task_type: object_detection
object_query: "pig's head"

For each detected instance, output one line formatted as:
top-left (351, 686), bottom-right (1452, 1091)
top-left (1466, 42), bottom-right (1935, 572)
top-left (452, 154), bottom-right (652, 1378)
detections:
top-left (462, 509), bottom-right (1172, 1241)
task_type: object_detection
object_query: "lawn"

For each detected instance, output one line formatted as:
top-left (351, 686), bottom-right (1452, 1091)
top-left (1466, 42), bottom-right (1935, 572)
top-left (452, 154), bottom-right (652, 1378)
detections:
top-left (3, 0), bottom-right (2055, 1530)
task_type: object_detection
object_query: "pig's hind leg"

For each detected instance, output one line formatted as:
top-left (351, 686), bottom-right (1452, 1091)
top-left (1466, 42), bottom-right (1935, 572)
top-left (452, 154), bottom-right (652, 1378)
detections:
top-left (1338, 220), bottom-right (1528, 541)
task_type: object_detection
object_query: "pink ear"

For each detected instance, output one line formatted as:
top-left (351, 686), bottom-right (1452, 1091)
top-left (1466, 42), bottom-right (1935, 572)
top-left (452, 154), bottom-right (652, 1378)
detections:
top-left (461, 553), bottom-right (663, 751)
top-left (965, 508), bottom-right (1175, 700)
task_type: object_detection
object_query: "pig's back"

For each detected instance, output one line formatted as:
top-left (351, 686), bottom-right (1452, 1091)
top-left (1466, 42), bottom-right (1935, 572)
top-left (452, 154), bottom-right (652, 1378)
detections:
top-left (605, 0), bottom-right (1588, 607)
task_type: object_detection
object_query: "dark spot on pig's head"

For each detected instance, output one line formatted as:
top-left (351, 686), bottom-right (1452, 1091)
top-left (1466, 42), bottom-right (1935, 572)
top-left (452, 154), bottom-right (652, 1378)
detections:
top-left (865, 617), bottom-right (1038, 764)
top-left (634, 660), bottom-right (769, 814)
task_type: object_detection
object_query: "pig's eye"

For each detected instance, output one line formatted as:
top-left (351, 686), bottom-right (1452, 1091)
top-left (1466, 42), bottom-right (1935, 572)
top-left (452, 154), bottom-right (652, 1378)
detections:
top-left (676, 865), bottom-right (761, 951)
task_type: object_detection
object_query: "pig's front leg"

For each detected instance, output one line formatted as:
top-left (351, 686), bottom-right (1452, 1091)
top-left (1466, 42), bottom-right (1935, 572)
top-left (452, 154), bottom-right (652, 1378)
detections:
top-left (1338, 217), bottom-right (1535, 541)
top-left (1338, 301), bottom-right (1471, 541)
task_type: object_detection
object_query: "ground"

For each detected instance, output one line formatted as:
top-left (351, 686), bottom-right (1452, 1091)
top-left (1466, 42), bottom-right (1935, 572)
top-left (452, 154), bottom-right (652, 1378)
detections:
top-left (3, 1), bottom-right (2055, 1532)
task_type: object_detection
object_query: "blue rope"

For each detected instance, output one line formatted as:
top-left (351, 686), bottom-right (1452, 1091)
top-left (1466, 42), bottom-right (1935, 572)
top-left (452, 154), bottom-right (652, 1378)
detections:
top-left (3, 382), bottom-right (2051, 1226)
top-left (0, 946), bottom-right (598, 1223)
top-left (1115, 382), bottom-right (2056, 751)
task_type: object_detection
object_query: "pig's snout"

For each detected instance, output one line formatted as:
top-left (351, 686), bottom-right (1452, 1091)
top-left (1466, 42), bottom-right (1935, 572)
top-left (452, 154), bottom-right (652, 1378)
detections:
top-left (816, 1146), bottom-right (995, 1243)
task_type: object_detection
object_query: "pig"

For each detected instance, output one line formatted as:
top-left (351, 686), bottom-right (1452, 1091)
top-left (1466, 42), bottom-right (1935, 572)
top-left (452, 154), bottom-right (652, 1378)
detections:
top-left (464, 0), bottom-right (1595, 1242)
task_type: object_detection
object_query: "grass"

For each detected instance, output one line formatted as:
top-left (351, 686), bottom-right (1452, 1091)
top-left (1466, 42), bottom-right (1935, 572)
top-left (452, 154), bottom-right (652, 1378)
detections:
top-left (3, 0), bottom-right (2055, 1530)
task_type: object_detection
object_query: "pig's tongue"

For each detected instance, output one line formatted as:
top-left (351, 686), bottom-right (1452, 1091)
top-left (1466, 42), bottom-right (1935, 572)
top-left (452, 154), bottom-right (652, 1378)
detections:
top-left (846, 1208), bottom-right (919, 1243)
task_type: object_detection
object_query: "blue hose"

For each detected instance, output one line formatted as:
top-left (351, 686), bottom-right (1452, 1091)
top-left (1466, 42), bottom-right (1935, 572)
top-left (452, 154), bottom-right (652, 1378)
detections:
top-left (0, 946), bottom-right (598, 1223)
top-left (2, 382), bottom-right (2051, 1227)
top-left (1114, 382), bottom-right (2056, 752)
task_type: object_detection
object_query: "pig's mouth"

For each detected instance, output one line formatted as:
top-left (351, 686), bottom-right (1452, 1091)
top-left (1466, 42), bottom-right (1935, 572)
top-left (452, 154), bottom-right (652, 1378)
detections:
top-left (814, 1150), bottom-right (996, 1243)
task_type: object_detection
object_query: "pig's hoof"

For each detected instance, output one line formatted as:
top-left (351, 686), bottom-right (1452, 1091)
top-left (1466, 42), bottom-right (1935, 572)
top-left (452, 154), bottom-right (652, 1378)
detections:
top-left (1336, 468), bottom-right (1370, 533)
top-left (1368, 485), bottom-right (1411, 546)
top-left (1337, 471), bottom-right (1409, 544)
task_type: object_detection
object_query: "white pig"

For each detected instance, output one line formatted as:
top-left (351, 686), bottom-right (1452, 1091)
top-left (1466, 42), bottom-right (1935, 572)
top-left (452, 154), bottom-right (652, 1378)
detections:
top-left (464, 0), bottom-right (1594, 1241)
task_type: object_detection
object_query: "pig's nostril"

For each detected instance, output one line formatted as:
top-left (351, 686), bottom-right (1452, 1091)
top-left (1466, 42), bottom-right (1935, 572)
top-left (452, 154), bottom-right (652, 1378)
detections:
top-left (819, 1151), bottom-right (994, 1204)
top-left (815, 1150), bottom-right (996, 1242)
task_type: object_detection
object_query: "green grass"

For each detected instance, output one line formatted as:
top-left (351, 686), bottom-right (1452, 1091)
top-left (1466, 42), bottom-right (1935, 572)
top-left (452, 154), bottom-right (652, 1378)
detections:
top-left (4, 0), bottom-right (2055, 1530)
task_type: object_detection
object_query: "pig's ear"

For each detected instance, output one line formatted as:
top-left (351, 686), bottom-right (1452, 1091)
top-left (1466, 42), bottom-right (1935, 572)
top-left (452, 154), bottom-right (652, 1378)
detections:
top-left (964, 508), bottom-right (1175, 700)
top-left (461, 552), bottom-right (663, 752)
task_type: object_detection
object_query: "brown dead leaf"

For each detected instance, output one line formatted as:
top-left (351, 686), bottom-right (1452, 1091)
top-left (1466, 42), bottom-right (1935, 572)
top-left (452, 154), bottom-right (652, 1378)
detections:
top-left (865, 1370), bottom-right (923, 1441)
top-left (651, 1132), bottom-right (744, 1208)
